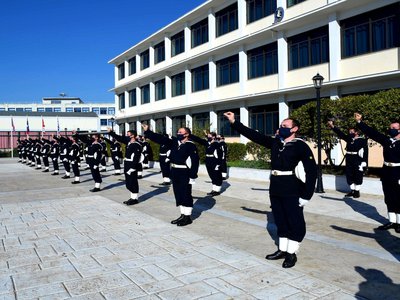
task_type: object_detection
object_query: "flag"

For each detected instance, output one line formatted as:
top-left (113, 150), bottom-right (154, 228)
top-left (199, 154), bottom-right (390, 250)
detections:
top-left (11, 117), bottom-right (16, 132)
top-left (41, 116), bottom-right (46, 133)
top-left (57, 116), bottom-right (60, 135)
top-left (26, 118), bottom-right (30, 135)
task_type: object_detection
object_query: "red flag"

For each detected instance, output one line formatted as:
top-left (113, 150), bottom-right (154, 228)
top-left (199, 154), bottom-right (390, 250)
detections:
top-left (26, 118), bottom-right (30, 135)
top-left (42, 116), bottom-right (45, 133)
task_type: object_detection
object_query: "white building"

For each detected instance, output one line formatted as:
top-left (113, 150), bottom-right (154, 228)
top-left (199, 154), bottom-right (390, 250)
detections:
top-left (109, 0), bottom-right (400, 163)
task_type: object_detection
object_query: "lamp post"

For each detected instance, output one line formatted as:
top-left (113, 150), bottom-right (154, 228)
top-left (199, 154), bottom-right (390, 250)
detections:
top-left (110, 117), bottom-right (115, 131)
top-left (312, 73), bottom-right (325, 193)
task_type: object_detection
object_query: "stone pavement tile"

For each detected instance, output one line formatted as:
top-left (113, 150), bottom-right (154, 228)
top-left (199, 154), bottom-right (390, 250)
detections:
top-left (47, 239), bottom-right (75, 254)
top-left (142, 264), bottom-right (173, 281)
top-left (64, 235), bottom-right (120, 251)
top-left (39, 257), bottom-right (71, 269)
top-left (35, 244), bottom-right (59, 260)
top-left (197, 292), bottom-right (231, 300)
top-left (284, 291), bottom-right (317, 300)
top-left (7, 254), bottom-right (41, 269)
top-left (227, 258), bottom-right (263, 271)
top-left (0, 264), bottom-right (41, 277)
top-left (176, 265), bottom-right (236, 285)
top-left (289, 275), bottom-right (341, 297)
top-left (0, 248), bottom-right (36, 261)
top-left (94, 251), bottom-right (143, 267)
top-left (102, 283), bottom-right (147, 299)
top-left (2, 237), bottom-right (21, 250)
top-left (68, 255), bottom-right (102, 270)
top-left (118, 254), bottom-right (176, 270)
top-left (195, 245), bottom-right (250, 264)
top-left (134, 295), bottom-right (162, 300)
top-left (0, 275), bottom-right (13, 295)
top-left (318, 291), bottom-right (358, 300)
top-left (156, 254), bottom-right (223, 277)
top-left (12, 264), bottom-right (81, 291)
top-left (140, 278), bottom-right (185, 294)
top-left (204, 277), bottom-right (245, 297)
top-left (74, 264), bottom-right (122, 278)
top-left (250, 282), bottom-right (302, 299)
top-left (71, 246), bottom-right (113, 258)
top-left (16, 282), bottom-right (67, 299)
top-left (135, 243), bottom-right (171, 258)
top-left (63, 271), bottom-right (132, 296)
top-left (38, 290), bottom-right (71, 300)
top-left (123, 267), bottom-right (167, 286)
top-left (0, 293), bottom-right (16, 300)
top-left (157, 282), bottom-right (219, 300)
top-left (68, 292), bottom-right (105, 300)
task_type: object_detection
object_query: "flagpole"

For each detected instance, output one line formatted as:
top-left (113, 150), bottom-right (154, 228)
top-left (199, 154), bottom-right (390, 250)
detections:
top-left (10, 116), bottom-right (14, 158)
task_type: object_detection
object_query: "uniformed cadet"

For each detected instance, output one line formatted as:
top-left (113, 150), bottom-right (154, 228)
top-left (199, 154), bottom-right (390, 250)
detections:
top-left (141, 136), bottom-right (153, 169)
top-left (158, 134), bottom-right (172, 185)
top-left (103, 136), bottom-right (123, 175)
top-left (41, 138), bottom-right (51, 172)
top-left (50, 136), bottom-right (60, 175)
top-left (59, 136), bottom-right (72, 179)
top-left (355, 113), bottom-right (400, 233)
top-left (143, 124), bottom-right (200, 226)
top-left (69, 135), bottom-right (81, 184)
top-left (17, 139), bottom-right (23, 162)
top-left (190, 132), bottom-right (224, 196)
top-left (109, 129), bottom-right (142, 205)
top-left (224, 111), bottom-right (317, 268)
top-left (27, 138), bottom-right (34, 166)
top-left (217, 134), bottom-right (228, 180)
top-left (34, 139), bottom-right (43, 169)
top-left (328, 121), bottom-right (368, 198)
top-left (99, 137), bottom-right (108, 172)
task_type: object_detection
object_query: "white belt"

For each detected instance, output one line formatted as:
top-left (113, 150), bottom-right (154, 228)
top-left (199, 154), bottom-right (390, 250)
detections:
top-left (206, 154), bottom-right (215, 157)
top-left (346, 152), bottom-right (358, 155)
top-left (124, 158), bottom-right (134, 162)
top-left (271, 170), bottom-right (294, 176)
top-left (171, 164), bottom-right (187, 169)
top-left (159, 154), bottom-right (167, 156)
top-left (384, 161), bottom-right (400, 167)
top-left (87, 155), bottom-right (94, 158)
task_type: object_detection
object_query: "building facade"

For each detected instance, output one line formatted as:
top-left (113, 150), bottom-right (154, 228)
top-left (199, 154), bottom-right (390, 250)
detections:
top-left (109, 0), bottom-right (400, 164)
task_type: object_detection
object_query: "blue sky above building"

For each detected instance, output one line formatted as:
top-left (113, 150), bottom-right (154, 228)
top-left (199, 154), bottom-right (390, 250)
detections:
top-left (0, 0), bottom-right (204, 103)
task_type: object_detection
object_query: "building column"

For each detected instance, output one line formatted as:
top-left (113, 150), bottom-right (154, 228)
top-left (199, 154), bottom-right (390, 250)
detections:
top-left (149, 44), bottom-right (155, 69)
top-left (136, 121), bottom-right (142, 135)
top-left (278, 95), bottom-right (289, 123)
top-left (277, 32), bottom-right (288, 90)
top-left (238, 46), bottom-right (247, 96)
top-left (184, 23), bottom-right (191, 55)
top-left (164, 34), bottom-right (171, 60)
top-left (123, 91), bottom-right (128, 110)
top-left (329, 13), bottom-right (341, 82)
top-left (185, 113), bottom-right (193, 130)
top-left (185, 66), bottom-right (191, 100)
top-left (149, 118), bottom-right (156, 132)
top-left (136, 52), bottom-right (141, 74)
top-left (165, 73), bottom-right (172, 100)
top-left (208, 57), bottom-right (216, 101)
top-left (165, 115), bottom-right (172, 135)
top-left (149, 81), bottom-right (155, 103)
top-left (208, 9), bottom-right (215, 46)
top-left (237, 0), bottom-right (246, 35)
top-left (210, 109), bottom-right (218, 133)
top-left (240, 104), bottom-right (249, 143)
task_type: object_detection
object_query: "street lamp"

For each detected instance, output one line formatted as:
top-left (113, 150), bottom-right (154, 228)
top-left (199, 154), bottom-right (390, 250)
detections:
top-left (110, 117), bottom-right (115, 131)
top-left (64, 127), bottom-right (68, 137)
top-left (312, 73), bottom-right (325, 193)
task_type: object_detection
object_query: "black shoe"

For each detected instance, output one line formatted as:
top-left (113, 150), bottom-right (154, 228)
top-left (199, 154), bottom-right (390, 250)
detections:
top-left (376, 222), bottom-right (396, 230)
top-left (207, 191), bottom-right (221, 196)
top-left (345, 190), bottom-right (354, 197)
top-left (42, 169), bottom-right (49, 173)
top-left (113, 173), bottom-right (121, 176)
top-left (177, 215), bottom-right (192, 226)
top-left (35, 167), bottom-right (41, 170)
top-left (100, 169), bottom-right (107, 173)
top-left (51, 172), bottom-right (59, 176)
top-left (71, 181), bottom-right (80, 184)
top-left (90, 187), bottom-right (101, 192)
top-left (265, 250), bottom-right (287, 260)
top-left (282, 253), bottom-right (297, 268)
top-left (137, 175), bottom-right (143, 179)
top-left (171, 214), bottom-right (184, 224)
top-left (160, 182), bottom-right (171, 186)
top-left (61, 175), bottom-right (70, 179)
top-left (125, 199), bottom-right (139, 206)
top-left (353, 191), bottom-right (360, 198)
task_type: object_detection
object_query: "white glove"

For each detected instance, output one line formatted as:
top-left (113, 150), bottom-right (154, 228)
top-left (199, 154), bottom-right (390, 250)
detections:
top-left (114, 156), bottom-right (118, 160)
top-left (215, 165), bottom-right (220, 171)
top-left (165, 158), bottom-right (170, 163)
top-left (126, 168), bottom-right (134, 175)
top-left (360, 162), bottom-right (367, 168)
top-left (93, 165), bottom-right (98, 169)
top-left (299, 199), bottom-right (309, 207)
top-left (189, 178), bottom-right (196, 185)
top-left (63, 158), bottom-right (68, 162)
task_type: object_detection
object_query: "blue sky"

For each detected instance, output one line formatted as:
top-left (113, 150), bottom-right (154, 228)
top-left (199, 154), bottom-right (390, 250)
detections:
top-left (0, 0), bottom-right (205, 104)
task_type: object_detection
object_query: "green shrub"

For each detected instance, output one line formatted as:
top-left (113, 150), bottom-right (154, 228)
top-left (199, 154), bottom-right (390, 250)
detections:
top-left (148, 140), bottom-right (159, 161)
top-left (245, 142), bottom-right (271, 162)
top-left (226, 142), bottom-right (246, 161)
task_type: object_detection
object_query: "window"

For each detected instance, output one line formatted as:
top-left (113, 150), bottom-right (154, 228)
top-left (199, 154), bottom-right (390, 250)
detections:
top-left (141, 84), bottom-right (150, 104)
top-left (216, 3), bottom-right (238, 37)
top-left (107, 119), bottom-right (115, 126)
top-left (108, 107), bottom-right (115, 115)
top-left (82, 107), bottom-right (90, 112)
top-left (37, 107), bottom-right (45, 112)
top-left (140, 49), bottom-right (150, 70)
top-left (118, 63), bottom-right (125, 80)
top-left (154, 42), bottom-right (165, 64)
top-left (192, 112), bottom-right (210, 130)
top-left (155, 79), bottom-right (166, 100)
top-left (92, 107), bottom-right (100, 114)
top-left (118, 93), bottom-right (125, 110)
top-left (0, 108), bottom-right (5, 111)
top-left (287, 0), bottom-right (306, 7)
top-left (341, 3), bottom-right (400, 58)
top-left (216, 54), bottom-right (239, 86)
top-left (191, 18), bottom-right (209, 48)
top-left (172, 115), bottom-right (186, 134)
top-left (171, 72), bottom-right (185, 97)
top-left (250, 105), bottom-right (279, 135)
top-left (51, 100), bottom-right (61, 104)
top-left (24, 108), bottom-right (32, 112)
top-left (65, 107), bottom-right (73, 113)
top-left (192, 64), bottom-right (209, 92)
top-left (129, 57), bottom-right (136, 75)
top-left (218, 109), bottom-right (240, 137)
top-left (155, 118), bottom-right (166, 134)
top-left (247, 0), bottom-right (276, 24)
top-left (74, 108), bottom-right (81, 113)
top-left (16, 108), bottom-right (24, 112)
top-left (248, 42), bottom-right (278, 79)
top-left (100, 107), bottom-right (107, 115)
top-left (129, 89), bottom-right (137, 107)
top-left (288, 26), bottom-right (329, 70)
top-left (100, 119), bottom-right (108, 126)
top-left (54, 107), bottom-right (61, 112)
top-left (171, 31), bottom-right (185, 57)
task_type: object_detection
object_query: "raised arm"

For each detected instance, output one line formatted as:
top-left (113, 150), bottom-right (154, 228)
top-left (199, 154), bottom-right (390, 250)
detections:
top-left (354, 113), bottom-right (388, 145)
top-left (189, 134), bottom-right (208, 146)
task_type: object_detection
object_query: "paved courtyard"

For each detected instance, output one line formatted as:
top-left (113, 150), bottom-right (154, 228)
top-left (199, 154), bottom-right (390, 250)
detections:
top-left (0, 158), bottom-right (399, 299)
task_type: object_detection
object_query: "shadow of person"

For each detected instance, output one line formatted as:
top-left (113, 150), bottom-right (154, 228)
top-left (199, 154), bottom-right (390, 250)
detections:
top-left (101, 181), bottom-right (126, 190)
top-left (138, 185), bottom-right (170, 203)
top-left (192, 197), bottom-right (216, 221)
top-left (355, 266), bottom-right (400, 300)
top-left (331, 225), bottom-right (400, 262)
top-left (221, 181), bottom-right (231, 193)
top-left (321, 195), bottom-right (387, 224)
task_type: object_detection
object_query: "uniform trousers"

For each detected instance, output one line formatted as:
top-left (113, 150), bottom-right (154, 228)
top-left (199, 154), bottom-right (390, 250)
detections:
top-left (112, 156), bottom-right (121, 170)
top-left (62, 159), bottom-right (71, 173)
top-left (35, 155), bottom-right (41, 166)
top-left (71, 161), bottom-right (80, 177)
top-left (90, 165), bottom-right (102, 183)
top-left (205, 158), bottom-right (222, 187)
top-left (382, 180), bottom-right (400, 213)
top-left (124, 167), bottom-right (139, 193)
top-left (159, 156), bottom-right (171, 178)
top-left (43, 156), bottom-right (49, 167)
top-left (346, 160), bottom-right (364, 185)
top-left (270, 195), bottom-right (306, 243)
top-left (171, 168), bottom-right (193, 207)
top-left (52, 158), bottom-right (59, 171)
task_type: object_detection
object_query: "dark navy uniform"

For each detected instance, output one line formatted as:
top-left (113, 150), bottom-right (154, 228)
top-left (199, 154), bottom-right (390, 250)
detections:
top-left (104, 137), bottom-right (122, 175)
top-left (158, 136), bottom-right (172, 185)
top-left (50, 139), bottom-right (60, 175)
top-left (332, 126), bottom-right (368, 197)
top-left (357, 121), bottom-right (400, 230)
top-left (99, 139), bottom-right (108, 172)
top-left (34, 140), bottom-right (42, 169)
top-left (219, 138), bottom-right (228, 179)
top-left (59, 137), bottom-right (71, 178)
top-left (145, 129), bottom-right (199, 224)
top-left (231, 120), bottom-right (317, 256)
top-left (69, 141), bottom-right (81, 183)
top-left (41, 139), bottom-right (51, 172)
top-left (88, 140), bottom-right (103, 190)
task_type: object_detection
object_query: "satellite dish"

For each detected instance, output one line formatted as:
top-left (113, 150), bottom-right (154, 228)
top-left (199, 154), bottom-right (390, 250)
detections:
top-left (274, 7), bottom-right (284, 23)
top-left (59, 93), bottom-right (67, 97)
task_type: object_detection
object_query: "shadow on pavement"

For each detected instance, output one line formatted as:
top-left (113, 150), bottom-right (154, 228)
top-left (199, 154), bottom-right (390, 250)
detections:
top-left (139, 185), bottom-right (170, 202)
top-left (192, 197), bottom-right (216, 221)
top-left (241, 206), bottom-right (277, 245)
